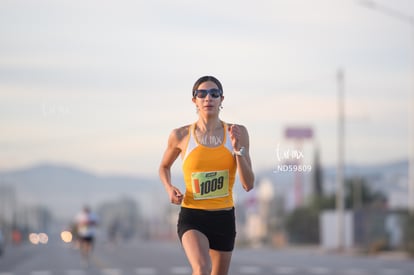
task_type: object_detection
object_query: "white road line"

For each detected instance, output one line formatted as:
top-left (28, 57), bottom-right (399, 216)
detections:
top-left (135, 267), bottom-right (157, 274)
top-left (0, 273), bottom-right (14, 275)
top-left (342, 269), bottom-right (367, 275)
top-left (274, 266), bottom-right (296, 274)
top-left (31, 271), bottom-right (52, 275)
top-left (381, 269), bottom-right (402, 275)
top-left (240, 265), bottom-right (261, 274)
top-left (309, 267), bottom-right (331, 274)
top-left (170, 266), bottom-right (191, 274)
top-left (101, 268), bottom-right (122, 275)
top-left (66, 270), bottom-right (86, 275)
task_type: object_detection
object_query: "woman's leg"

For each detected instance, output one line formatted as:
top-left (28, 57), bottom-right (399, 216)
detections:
top-left (209, 249), bottom-right (232, 275)
top-left (181, 229), bottom-right (212, 275)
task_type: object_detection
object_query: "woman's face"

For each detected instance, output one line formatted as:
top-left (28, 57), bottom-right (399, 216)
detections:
top-left (193, 81), bottom-right (224, 115)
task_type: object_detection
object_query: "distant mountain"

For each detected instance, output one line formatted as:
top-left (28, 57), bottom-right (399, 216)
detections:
top-left (322, 159), bottom-right (408, 194)
top-left (0, 163), bottom-right (164, 221)
top-left (0, 159), bottom-right (409, 223)
top-left (253, 159), bottom-right (409, 209)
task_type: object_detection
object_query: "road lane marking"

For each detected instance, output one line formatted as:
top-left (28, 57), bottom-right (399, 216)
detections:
top-left (135, 267), bottom-right (157, 274)
top-left (343, 269), bottom-right (367, 275)
top-left (309, 267), bottom-right (331, 274)
top-left (240, 265), bottom-right (261, 274)
top-left (170, 266), bottom-right (191, 274)
top-left (274, 266), bottom-right (296, 274)
top-left (381, 269), bottom-right (402, 275)
top-left (101, 268), bottom-right (122, 275)
top-left (66, 270), bottom-right (86, 275)
top-left (31, 271), bottom-right (52, 275)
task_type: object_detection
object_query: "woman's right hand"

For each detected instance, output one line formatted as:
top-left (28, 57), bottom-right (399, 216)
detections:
top-left (168, 185), bottom-right (183, 205)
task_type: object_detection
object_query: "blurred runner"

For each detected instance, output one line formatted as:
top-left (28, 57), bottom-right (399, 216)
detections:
top-left (75, 205), bottom-right (98, 267)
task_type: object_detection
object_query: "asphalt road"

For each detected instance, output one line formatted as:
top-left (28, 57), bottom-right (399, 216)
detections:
top-left (1, 238), bottom-right (413, 275)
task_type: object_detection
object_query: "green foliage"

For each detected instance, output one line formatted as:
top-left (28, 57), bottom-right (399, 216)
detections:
top-left (344, 178), bottom-right (387, 209)
top-left (285, 206), bottom-right (319, 244)
top-left (309, 194), bottom-right (336, 211)
top-left (284, 176), bottom-right (387, 245)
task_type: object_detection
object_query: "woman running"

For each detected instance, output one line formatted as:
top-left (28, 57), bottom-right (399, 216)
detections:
top-left (159, 75), bottom-right (255, 275)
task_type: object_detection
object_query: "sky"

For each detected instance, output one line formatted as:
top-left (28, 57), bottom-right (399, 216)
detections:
top-left (1, 0), bottom-right (413, 178)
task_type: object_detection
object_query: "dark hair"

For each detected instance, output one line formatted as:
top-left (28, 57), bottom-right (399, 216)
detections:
top-left (192, 76), bottom-right (223, 97)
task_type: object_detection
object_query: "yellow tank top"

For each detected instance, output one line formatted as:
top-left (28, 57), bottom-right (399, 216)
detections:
top-left (181, 122), bottom-right (237, 210)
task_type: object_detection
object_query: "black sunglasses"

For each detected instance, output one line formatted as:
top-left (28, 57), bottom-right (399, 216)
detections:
top-left (194, 88), bottom-right (222, 98)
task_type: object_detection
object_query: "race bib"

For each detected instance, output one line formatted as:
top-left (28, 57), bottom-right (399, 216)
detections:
top-left (191, 170), bottom-right (229, 200)
top-left (78, 225), bottom-right (89, 235)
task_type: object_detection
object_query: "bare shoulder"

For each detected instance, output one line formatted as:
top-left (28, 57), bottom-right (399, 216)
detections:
top-left (169, 124), bottom-right (191, 145)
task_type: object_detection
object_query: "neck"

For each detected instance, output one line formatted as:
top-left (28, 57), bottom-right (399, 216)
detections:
top-left (196, 118), bottom-right (222, 132)
top-left (195, 118), bottom-right (224, 147)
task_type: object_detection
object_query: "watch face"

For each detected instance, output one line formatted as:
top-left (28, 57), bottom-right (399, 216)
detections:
top-left (234, 146), bottom-right (245, 156)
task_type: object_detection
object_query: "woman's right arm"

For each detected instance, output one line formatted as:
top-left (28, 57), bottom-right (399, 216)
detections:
top-left (159, 129), bottom-right (184, 205)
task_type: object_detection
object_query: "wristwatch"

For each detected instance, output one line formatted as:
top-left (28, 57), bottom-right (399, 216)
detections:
top-left (233, 146), bottom-right (246, 156)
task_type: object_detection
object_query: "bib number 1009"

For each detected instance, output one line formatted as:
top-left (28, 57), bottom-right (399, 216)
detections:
top-left (194, 176), bottom-right (224, 195)
top-left (192, 170), bottom-right (229, 200)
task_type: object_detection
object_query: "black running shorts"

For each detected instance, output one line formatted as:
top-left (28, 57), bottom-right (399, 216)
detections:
top-left (79, 236), bottom-right (94, 243)
top-left (177, 207), bottom-right (236, 252)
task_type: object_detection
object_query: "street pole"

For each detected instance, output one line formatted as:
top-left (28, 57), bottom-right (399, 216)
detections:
top-left (336, 68), bottom-right (345, 251)
top-left (358, 0), bottom-right (414, 213)
top-left (410, 21), bottom-right (414, 213)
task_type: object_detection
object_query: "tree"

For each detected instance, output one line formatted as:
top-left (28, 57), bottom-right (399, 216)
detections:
top-left (345, 177), bottom-right (387, 209)
top-left (285, 176), bottom-right (387, 245)
top-left (285, 206), bottom-right (319, 244)
top-left (312, 146), bottom-right (323, 198)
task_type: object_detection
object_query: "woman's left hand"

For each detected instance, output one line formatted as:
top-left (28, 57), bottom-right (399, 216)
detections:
top-left (229, 124), bottom-right (242, 150)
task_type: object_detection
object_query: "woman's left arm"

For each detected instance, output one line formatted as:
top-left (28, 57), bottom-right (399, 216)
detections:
top-left (229, 124), bottom-right (255, 192)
